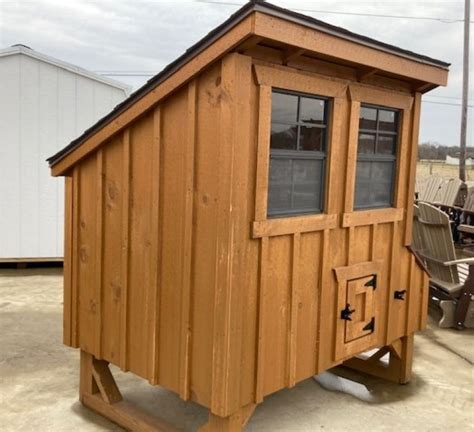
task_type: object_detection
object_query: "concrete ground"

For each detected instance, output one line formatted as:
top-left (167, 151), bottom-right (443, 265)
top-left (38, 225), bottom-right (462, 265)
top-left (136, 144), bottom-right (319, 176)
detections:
top-left (0, 268), bottom-right (473, 432)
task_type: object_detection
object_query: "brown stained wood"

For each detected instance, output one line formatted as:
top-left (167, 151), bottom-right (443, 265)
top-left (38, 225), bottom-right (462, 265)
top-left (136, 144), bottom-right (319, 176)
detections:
top-left (63, 176), bottom-right (73, 346)
top-left (394, 110), bottom-right (412, 209)
top-left (179, 82), bottom-right (197, 400)
top-left (386, 222), bottom-right (401, 344)
top-left (252, 214), bottom-right (337, 238)
top-left (91, 359), bottom-right (123, 404)
top-left (287, 233), bottom-right (300, 388)
top-left (50, 16), bottom-right (254, 176)
top-left (120, 130), bottom-right (130, 371)
top-left (253, 63), bottom-right (347, 98)
top-left (357, 67), bottom-right (378, 81)
top-left (236, 36), bottom-right (263, 54)
top-left (325, 98), bottom-right (345, 215)
top-left (282, 47), bottom-right (306, 65)
top-left (404, 93), bottom-right (422, 246)
top-left (253, 13), bottom-right (447, 86)
top-left (255, 237), bottom-right (268, 403)
top-left (78, 155), bottom-right (99, 356)
top-left (71, 168), bottom-right (80, 348)
top-left (199, 403), bottom-right (256, 432)
top-left (148, 107), bottom-right (162, 384)
top-left (342, 208), bottom-right (404, 228)
top-left (316, 229), bottom-right (330, 373)
top-left (101, 136), bottom-right (125, 364)
top-left (210, 53), bottom-right (251, 417)
top-left (254, 85), bottom-right (271, 221)
top-left (342, 334), bottom-right (414, 384)
top-left (343, 100), bottom-right (361, 213)
top-left (56, 24), bottom-right (440, 428)
top-left (95, 150), bottom-right (104, 358)
top-left (348, 84), bottom-right (413, 110)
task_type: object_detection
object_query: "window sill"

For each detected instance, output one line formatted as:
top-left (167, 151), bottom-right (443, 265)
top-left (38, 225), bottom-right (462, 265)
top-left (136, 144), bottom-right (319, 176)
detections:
top-left (252, 213), bottom-right (338, 238)
top-left (342, 207), bottom-right (403, 228)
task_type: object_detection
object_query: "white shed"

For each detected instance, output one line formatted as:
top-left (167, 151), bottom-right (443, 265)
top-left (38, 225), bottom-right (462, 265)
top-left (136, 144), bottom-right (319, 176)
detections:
top-left (0, 45), bottom-right (130, 262)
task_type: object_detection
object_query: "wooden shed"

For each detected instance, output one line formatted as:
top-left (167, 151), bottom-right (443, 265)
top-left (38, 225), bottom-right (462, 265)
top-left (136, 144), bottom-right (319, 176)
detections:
top-left (48, 2), bottom-right (449, 430)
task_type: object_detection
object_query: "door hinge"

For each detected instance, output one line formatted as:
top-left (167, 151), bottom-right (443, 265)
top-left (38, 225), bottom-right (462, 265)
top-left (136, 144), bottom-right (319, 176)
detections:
top-left (340, 304), bottom-right (356, 321)
top-left (363, 317), bottom-right (375, 332)
top-left (394, 289), bottom-right (407, 300)
top-left (364, 275), bottom-right (377, 289)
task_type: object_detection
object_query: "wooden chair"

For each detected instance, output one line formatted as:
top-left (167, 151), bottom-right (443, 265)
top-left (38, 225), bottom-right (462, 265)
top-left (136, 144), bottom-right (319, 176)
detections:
top-left (458, 187), bottom-right (474, 238)
top-left (417, 176), bottom-right (443, 203)
top-left (433, 178), bottom-right (463, 207)
top-left (413, 202), bottom-right (474, 329)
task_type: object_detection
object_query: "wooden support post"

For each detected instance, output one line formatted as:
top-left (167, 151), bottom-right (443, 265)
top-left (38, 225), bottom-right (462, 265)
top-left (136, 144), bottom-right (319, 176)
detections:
top-left (342, 335), bottom-right (414, 384)
top-left (79, 350), bottom-right (178, 432)
top-left (199, 404), bottom-right (256, 432)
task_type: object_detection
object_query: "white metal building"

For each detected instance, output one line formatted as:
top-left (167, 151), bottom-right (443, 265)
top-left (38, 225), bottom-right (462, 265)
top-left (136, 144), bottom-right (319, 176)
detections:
top-left (0, 45), bottom-right (130, 261)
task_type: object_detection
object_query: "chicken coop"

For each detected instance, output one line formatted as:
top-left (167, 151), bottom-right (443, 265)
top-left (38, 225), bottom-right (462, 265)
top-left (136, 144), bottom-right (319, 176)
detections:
top-left (48, 1), bottom-right (449, 430)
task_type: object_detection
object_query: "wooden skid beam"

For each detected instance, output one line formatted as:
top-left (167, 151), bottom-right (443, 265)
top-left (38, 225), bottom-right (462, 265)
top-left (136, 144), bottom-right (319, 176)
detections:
top-left (342, 335), bottom-right (414, 384)
top-left (199, 403), bottom-right (256, 432)
top-left (79, 350), bottom-right (179, 432)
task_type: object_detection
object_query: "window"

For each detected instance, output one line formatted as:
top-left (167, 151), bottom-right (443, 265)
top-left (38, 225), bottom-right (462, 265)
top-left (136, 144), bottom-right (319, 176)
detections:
top-left (267, 90), bottom-right (329, 217)
top-left (354, 105), bottom-right (399, 209)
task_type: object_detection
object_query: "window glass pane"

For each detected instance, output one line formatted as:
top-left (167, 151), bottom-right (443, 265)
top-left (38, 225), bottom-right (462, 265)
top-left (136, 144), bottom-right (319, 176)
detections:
top-left (300, 126), bottom-right (325, 152)
top-left (359, 107), bottom-right (377, 130)
top-left (358, 133), bottom-right (376, 154)
top-left (371, 181), bottom-right (392, 207)
top-left (272, 92), bottom-right (298, 124)
top-left (377, 134), bottom-right (397, 155)
top-left (378, 110), bottom-right (397, 132)
top-left (268, 158), bottom-right (292, 213)
top-left (271, 124), bottom-right (297, 150)
top-left (292, 159), bottom-right (323, 210)
top-left (371, 160), bottom-right (394, 182)
top-left (299, 97), bottom-right (325, 124)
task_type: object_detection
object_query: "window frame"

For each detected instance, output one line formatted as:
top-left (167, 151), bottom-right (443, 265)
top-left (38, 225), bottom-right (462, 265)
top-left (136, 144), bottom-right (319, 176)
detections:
top-left (354, 103), bottom-right (401, 210)
top-left (342, 84), bottom-right (414, 228)
top-left (268, 89), bottom-right (330, 218)
top-left (252, 63), bottom-right (345, 238)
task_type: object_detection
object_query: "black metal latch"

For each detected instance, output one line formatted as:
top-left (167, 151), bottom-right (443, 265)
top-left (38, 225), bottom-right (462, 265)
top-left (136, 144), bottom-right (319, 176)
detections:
top-left (340, 303), bottom-right (356, 321)
top-left (363, 317), bottom-right (375, 332)
top-left (394, 289), bottom-right (407, 300)
top-left (364, 275), bottom-right (377, 289)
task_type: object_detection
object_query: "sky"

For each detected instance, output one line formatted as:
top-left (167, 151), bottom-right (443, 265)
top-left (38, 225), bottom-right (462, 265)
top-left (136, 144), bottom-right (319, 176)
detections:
top-left (0, 0), bottom-right (472, 147)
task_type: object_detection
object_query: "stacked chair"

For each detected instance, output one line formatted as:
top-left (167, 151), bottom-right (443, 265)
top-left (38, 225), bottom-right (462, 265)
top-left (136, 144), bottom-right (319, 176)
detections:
top-left (413, 176), bottom-right (474, 329)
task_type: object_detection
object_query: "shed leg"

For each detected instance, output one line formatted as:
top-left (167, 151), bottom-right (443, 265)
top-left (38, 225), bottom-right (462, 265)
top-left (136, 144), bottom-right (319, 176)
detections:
top-left (342, 335), bottom-right (414, 384)
top-left (79, 350), bottom-right (178, 431)
top-left (199, 403), bottom-right (256, 432)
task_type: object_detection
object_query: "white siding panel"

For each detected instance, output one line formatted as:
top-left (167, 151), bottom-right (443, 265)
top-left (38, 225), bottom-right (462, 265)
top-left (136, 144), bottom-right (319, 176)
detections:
top-left (38, 61), bottom-right (59, 258)
top-left (19, 55), bottom-right (41, 257)
top-left (0, 55), bottom-right (21, 258)
top-left (0, 52), bottom-right (127, 260)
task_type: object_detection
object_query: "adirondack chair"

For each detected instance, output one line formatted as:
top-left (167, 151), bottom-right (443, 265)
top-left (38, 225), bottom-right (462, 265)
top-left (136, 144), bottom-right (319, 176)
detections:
top-left (417, 176), bottom-right (444, 203)
top-left (433, 178), bottom-right (463, 207)
top-left (413, 202), bottom-right (474, 328)
top-left (458, 187), bottom-right (474, 239)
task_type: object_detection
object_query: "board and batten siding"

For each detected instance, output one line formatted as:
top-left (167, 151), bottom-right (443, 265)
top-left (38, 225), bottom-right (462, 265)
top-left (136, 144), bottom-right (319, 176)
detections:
top-left (0, 51), bottom-right (127, 260)
top-left (63, 53), bottom-right (428, 418)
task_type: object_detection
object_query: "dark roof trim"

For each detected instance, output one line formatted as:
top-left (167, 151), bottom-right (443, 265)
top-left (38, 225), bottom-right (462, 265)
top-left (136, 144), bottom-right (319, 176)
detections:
top-left (48, 0), bottom-right (449, 167)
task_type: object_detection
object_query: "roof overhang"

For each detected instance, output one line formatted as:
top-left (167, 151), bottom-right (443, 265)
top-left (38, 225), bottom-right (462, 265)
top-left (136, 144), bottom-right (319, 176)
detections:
top-left (48, 0), bottom-right (449, 176)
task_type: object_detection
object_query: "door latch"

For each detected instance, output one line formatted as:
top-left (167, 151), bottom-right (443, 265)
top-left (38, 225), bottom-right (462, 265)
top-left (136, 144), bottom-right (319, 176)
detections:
top-left (394, 289), bottom-right (407, 300)
top-left (364, 275), bottom-right (377, 289)
top-left (340, 304), bottom-right (356, 321)
top-left (363, 317), bottom-right (375, 332)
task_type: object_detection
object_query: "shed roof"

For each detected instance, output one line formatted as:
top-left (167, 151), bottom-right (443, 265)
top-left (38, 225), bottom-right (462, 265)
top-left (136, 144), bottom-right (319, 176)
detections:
top-left (0, 44), bottom-right (131, 93)
top-left (48, 0), bottom-right (449, 170)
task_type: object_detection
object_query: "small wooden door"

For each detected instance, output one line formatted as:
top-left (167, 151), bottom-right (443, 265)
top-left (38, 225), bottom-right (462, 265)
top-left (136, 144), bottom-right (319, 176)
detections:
top-left (334, 261), bottom-right (382, 360)
top-left (344, 275), bottom-right (375, 343)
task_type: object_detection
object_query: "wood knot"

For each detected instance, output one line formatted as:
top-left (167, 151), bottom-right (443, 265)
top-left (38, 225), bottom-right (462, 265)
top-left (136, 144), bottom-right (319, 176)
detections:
top-left (79, 246), bottom-right (88, 263)
top-left (89, 299), bottom-right (97, 314)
